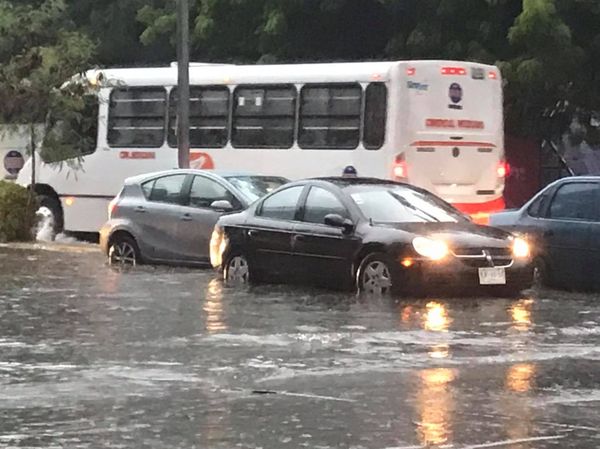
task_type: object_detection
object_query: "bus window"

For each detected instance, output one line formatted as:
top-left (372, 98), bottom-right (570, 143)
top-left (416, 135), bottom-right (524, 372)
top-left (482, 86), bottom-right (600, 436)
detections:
top-left (363, 83), bottom-right (387, 150)
top-left (232, 85), bottom-right (296, 149)
top-left (299, 83), bottom-right (361, 150)
top-left (108, 87), bottom-right (166, 148)
top-left (168, 86), bottom-right (230, 148)
top-left (41, 94), bottom-right (99, 163)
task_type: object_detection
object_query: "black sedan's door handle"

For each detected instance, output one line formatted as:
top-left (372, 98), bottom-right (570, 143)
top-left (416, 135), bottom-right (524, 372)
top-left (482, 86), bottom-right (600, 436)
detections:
top-left (292, 234), bottom-right (306, 242)
top-left (247, 229), bottom-right (258, 238)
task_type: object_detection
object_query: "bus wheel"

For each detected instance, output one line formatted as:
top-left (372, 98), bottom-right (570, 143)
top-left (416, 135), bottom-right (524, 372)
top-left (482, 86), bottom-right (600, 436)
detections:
top-left (108, 234), bottom-right (140, 267)
top-left (36, 194), bottom-right (64, 240)
top-left (356, 253), bottom-right (394, 297)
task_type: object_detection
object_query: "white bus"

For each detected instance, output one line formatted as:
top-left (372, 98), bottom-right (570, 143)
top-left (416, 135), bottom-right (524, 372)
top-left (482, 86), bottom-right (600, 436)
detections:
top-left (17, 60), bottom-right (506, 234)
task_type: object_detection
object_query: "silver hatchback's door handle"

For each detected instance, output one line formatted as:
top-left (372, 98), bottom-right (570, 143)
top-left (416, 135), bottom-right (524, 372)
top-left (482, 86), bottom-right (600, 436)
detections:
top-left (181, 213), bottom-right (193, 221)
top-left (135, 206), bottom-right (146, 213)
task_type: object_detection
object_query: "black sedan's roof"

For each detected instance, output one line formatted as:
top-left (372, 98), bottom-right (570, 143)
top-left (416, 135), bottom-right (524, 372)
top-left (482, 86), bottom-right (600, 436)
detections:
top-left (312, 177), bottom-right (407, 187)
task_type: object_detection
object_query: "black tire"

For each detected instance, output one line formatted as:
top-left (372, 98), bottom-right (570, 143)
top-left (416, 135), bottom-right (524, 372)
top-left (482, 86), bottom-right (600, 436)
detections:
top-left (356, 252), bottom-right (396, 296)
top-left (37, 194), bottom-right (64, 238)
top-left (108, 233), bottom-right (141, 267)
top-left (223, 252), bottom-right (252, 285)
top-left (533, 256), bottom-right (550, 288)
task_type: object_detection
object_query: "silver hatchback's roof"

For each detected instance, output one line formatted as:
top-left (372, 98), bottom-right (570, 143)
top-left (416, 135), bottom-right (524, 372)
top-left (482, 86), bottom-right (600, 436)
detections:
top-left (124, 169), bottom-right (270, 185)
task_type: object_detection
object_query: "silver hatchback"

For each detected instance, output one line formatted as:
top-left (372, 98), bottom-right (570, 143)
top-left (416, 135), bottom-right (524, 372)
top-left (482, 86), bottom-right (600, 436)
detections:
top-left (99, 169), bottom-right (288, 266)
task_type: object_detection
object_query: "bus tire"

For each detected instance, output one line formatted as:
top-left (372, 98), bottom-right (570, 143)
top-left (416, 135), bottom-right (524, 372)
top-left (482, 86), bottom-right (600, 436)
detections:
top-left (37, 194), bottom-right (64, 239)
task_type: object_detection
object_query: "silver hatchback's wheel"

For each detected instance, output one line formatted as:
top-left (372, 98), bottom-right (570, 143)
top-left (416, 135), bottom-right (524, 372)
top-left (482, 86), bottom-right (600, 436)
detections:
top-left (357, 255), bottom-right (393, 296)
top-left (108, 236), bottom-right (139, 267)
top-left (224, 254), bottom-right (250, 284)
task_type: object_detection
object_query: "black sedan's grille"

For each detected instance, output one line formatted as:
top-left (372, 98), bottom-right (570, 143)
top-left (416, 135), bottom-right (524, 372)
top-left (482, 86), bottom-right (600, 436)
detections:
top-left (452, 247), bottom-right (513, 268)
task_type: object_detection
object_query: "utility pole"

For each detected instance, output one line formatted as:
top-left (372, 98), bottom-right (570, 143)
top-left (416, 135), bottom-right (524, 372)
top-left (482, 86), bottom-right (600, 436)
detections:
top-left (176, 0), bottom-right (190, 169)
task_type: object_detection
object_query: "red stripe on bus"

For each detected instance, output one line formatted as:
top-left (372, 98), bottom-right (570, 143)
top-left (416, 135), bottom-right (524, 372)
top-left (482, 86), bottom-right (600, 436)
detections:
top-left (410, 141), bottom-right (496, 148)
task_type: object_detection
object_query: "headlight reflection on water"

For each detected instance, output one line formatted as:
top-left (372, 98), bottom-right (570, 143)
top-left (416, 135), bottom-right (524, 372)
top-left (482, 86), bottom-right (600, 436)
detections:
top-left (416, 368), bottom-right (456, 446)
top-left (204, 279), bottom-right (227, 334)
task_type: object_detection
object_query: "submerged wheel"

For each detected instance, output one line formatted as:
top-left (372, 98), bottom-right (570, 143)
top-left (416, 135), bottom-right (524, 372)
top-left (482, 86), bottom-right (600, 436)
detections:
top-left (356, 253), bottom-right (394, 296)
top-left (533, 256), bottom-right (549, 288)
top-left (224, 253), bottom-right (251, 284)
top-left (108, 234), bottom-right (140, 267)
top-left (36, 194), bottom-right (64, 240)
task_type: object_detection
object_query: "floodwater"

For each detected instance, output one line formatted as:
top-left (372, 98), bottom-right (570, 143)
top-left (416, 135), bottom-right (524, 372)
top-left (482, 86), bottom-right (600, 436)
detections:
top-left (0, 244), bottom-right (599, 448)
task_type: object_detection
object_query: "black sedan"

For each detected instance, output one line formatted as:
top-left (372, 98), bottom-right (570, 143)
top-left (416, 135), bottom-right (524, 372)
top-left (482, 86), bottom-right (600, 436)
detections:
top-left (210, 178), bottom-right (533, 296)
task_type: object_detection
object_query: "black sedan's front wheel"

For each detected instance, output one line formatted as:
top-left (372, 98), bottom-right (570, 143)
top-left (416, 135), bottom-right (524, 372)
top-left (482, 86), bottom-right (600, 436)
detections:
top-left (356, 253), bottom-right (395, 296)
top-left (224, 253), bottom-right (251, 284)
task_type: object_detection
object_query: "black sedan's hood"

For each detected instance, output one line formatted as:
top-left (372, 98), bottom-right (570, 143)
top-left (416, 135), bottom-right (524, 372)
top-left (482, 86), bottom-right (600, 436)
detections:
top-left (375, 221), bottom-right (513, 249)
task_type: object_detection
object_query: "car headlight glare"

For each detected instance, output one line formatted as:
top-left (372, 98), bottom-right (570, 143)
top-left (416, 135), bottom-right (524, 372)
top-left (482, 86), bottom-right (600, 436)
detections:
top-left (512, 237), bottom-right (530, 259)
top-left (412, 237), bottom-right (449, 261)
top-left (209, 226), bottom-right (228, 268)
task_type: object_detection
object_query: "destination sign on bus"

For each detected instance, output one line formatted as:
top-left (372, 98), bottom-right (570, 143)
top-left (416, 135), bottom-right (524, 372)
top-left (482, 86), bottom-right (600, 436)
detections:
top-left (425, 118), bottom-right (485, 129)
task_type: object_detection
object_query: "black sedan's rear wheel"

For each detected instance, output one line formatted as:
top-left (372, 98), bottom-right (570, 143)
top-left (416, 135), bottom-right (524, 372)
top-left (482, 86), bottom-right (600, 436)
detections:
top-left (356, 253), bottom-right (395, 296)
top-left (224, 253), bottom-right (251, 284)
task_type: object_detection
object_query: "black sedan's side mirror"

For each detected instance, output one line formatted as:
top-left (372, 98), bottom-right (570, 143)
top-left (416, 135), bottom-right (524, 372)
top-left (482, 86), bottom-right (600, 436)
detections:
top-left (324, 213), bottom-right (354, 234)
top-left (210, 200), bottom-right (234, 212)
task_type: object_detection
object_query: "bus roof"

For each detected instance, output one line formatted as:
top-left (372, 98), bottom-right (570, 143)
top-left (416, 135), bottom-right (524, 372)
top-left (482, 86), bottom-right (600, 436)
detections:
top-left (87, 60), bottom-right (499, 87)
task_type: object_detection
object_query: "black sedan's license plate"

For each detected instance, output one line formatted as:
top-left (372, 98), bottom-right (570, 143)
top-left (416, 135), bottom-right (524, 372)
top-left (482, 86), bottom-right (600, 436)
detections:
top-left (478, 267), bottom-right (506, 285)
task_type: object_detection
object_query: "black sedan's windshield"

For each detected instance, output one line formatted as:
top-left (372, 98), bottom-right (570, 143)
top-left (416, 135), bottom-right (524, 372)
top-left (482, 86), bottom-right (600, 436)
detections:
top-left (225, 176), bottom-right (288, 203)
top-left (346, 185), bottom-right (467, 223)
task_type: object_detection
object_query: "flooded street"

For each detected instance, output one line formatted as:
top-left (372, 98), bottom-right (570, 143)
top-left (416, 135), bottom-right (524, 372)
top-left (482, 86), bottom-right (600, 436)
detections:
top-left (1, 244), bottom-right (599, 448)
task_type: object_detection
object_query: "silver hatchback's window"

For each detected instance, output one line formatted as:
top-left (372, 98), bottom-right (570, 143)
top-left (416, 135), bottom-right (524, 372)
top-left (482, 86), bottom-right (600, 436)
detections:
top-left (189, 176), bottom-right (238, 209)
top-left (142, 174), bottom-right (186, 205)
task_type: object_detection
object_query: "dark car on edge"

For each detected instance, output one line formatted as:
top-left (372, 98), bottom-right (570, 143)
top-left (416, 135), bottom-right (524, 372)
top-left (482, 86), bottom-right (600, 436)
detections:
top-left (210, 178), bottom-right (533, 296)
top-left (490, 176), bottom-right (600, 290)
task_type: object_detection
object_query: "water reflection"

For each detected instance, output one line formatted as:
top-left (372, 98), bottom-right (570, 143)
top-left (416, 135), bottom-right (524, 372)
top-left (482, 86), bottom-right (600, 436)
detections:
top-left (423, 301), bottom-right (451, 332)
top-left (204, 279), bottom-right (227, 334)
top-left (510, 299), bottom-right (534, 331)
top-left (400, 302), bottom-right (452, 359)
top-left (502, 363), bottom-right (537, 445)
top-left (506, 363), bottom-right (536, 393)
top-left (416, 368), bottom-right (455, 446)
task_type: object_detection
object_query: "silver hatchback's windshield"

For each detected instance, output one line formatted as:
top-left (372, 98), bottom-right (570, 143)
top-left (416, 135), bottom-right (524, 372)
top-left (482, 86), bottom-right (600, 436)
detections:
top-left (225, 176), bottom-right (288, 203)
top-left (347, 185), bottom-right (466, 223)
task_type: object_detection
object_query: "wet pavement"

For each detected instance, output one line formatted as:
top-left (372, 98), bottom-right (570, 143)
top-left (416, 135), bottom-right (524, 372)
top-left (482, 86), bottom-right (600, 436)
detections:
top-left (0, 243), bottom-right (599, 448)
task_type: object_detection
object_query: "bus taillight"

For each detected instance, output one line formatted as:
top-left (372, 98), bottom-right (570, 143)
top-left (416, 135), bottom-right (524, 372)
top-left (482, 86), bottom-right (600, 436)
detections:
top-left (393, 154), bottom-right (408, 179)
top-left (406, 67), bottom-right (416, 76)
top-left (497, 160), bottom-right (511, 178)
top-left (441, 67), bottom-right (467, 76)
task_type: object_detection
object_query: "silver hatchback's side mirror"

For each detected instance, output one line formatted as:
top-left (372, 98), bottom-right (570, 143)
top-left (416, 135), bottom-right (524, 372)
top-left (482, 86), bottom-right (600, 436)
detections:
top-left (210, 200), bottom-right (234, 212)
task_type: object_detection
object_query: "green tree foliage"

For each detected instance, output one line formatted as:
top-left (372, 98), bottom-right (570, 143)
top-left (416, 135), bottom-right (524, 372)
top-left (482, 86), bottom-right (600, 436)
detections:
top-left (3, 0), bottom-right (599, 138)
top-left (0, 0), bottom-right (97, 165)
top-left (0, 181), bottom-right (37, 242)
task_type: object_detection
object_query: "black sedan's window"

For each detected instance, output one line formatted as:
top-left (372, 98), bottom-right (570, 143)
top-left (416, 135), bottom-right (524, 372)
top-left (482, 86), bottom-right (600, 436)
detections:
top-left (349, 186), bottom-right (464, 223)
top-left (302, 187), bottom-right (349, 224)
top-left (258, 186), bottom-right (304, 220)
